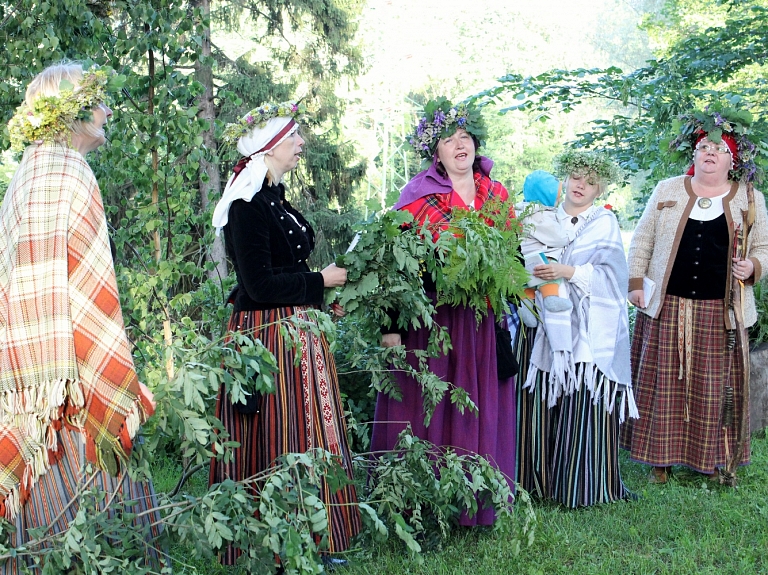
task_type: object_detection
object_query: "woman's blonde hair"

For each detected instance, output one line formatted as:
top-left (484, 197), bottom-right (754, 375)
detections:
top-left (25, 61), bottom-right (105, 141)
top-left (563, 174), bottom-right (607, 197)
top-left (262, 154), bottom-right (282, 186)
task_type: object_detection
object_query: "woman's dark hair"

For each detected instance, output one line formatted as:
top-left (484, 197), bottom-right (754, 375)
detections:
top-left (434, 134), bottom-right (482, 178)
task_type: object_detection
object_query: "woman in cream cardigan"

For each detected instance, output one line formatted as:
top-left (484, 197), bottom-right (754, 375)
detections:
top-left (621, 109), bottom-right (768, 484)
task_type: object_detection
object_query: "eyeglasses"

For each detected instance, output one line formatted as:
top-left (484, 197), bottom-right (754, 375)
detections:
top-left (696, 142), bottom-right (731, 154)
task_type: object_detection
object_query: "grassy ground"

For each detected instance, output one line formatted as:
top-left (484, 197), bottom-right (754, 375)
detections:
top-left (341, 433), bottom-right (768, 575)
top-left (157, 434), bottom-right (768, 575)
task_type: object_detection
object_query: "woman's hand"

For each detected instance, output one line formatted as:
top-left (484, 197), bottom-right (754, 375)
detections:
top-left (381, 333), bottom-right (402, 348)
top-left (628, 289), bottom-right (646, 308)
top-left (532, 263), bottom-right (575, 282)
top-left (321, 263), bottom-right (347, 287)
top-left (732, 257), bottom-right (755, 281)
top-left (138, 382), bottom-right (156, 411)
top-left (330, 302), bottom-right (346, 317)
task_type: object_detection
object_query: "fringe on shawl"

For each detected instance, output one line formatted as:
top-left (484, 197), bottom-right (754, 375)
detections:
top-left (523, 350), bottom-right (576, 408)
top-left (0, 382), bottom-right (150, 520)
top-left (0, 378), bottom-right (76, 426)
top-left (523, 361), bottom-right (639, 423)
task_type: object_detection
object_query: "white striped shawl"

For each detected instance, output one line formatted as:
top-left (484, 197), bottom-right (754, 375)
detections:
top-left (525, 207), bottom-right (638, 421)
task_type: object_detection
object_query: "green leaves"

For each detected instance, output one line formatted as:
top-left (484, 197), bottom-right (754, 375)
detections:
top-left (360, 428), bottom-right (534, 558)
top-left (434, 197), bottom-right (527, 321)
top-left (330, 201), bottom-right (526, 426)
top-left (330, 209), bottom-right (451, 424)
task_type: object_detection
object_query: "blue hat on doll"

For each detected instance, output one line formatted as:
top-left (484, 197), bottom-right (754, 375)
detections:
top-left (523, 170), bottom-right (560, 207)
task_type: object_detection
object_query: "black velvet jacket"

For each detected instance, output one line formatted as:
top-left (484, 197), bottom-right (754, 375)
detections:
top-left (223, 181), bottom-right (324, 312)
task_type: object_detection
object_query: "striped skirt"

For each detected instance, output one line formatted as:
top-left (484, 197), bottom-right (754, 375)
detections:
top-left (514, 326), bottom-right (551, 499)
top-left (548, 370), bottom-right (630, 508)
top-left (620, 295), bottom-right (750, 472)
top-left (209, 306), bottom-right (361, 564)
top-left (2, 429), bottom-right (163, 574)
top-left (515, 326), bottom-right (630, 507)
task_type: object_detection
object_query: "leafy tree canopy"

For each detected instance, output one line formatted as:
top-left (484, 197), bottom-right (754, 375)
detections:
top-left (473, 0), bottom-right (768, 201)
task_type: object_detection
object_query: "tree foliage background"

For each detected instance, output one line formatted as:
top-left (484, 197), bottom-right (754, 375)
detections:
top-left (0, 0), bottom-right (377, 571)
top-left (474, 0), bottom-right (768, 204)
top-left (2, 0), bottom-right (768, 571)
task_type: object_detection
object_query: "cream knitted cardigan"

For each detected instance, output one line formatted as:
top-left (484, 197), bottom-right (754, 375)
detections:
top-left (627, 175), bottom-right (768, 328)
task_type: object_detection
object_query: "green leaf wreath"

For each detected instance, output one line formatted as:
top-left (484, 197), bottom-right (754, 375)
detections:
top-left (668, 99), bottom-right (767, 183)
top-left (7, 66), bottom-right (125, 153)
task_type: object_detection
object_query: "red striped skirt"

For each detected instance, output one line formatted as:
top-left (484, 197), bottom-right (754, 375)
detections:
top-left (620, 295), bottom-right (750, 472)
top-left (209, 306), bottom-right (361, 564)
top-left (2, 429), bottom-right (163, 574)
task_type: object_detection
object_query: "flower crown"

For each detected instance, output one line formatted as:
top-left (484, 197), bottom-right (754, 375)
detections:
top-left (7, 66), bottom-right (124, 153)
top-left (408, 97), bottom-right (487, 161)
top-left (669, 102), bottom-right (764, 183)
top-left (221, 101), bottom-right (307, 147)
top-left (553, 149), bottom-right (624, 185)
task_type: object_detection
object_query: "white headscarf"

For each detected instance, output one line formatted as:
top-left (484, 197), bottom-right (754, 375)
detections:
top-left (212, 116), bottom-right (298, 233)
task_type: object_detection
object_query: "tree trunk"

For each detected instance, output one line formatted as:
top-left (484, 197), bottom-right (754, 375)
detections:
top-left (147, 27), bottom-right (175, 381)
top-left (193, 0), bottom-right (228, 284)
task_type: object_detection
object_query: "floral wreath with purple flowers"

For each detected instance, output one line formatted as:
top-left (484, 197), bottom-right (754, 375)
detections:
top-left (221, 100), bottom-right (307, 146)
top-left (669, 101), bottom-right (765, 183)
top-left (408, 97), bottom-right (487, 162)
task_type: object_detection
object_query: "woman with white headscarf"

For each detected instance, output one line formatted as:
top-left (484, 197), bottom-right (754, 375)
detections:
top-left (208, 102), bottom-right (361, 565)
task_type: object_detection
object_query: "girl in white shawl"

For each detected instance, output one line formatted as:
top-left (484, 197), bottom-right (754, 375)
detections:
top-left (517, 150), bottom-right (637, 507)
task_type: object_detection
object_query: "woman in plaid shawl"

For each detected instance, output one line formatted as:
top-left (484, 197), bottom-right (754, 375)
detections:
top-left (620, 109), bottom-right (768, 484)
top-left (516, 151), bottom-right (637, 507)
top-left (370, 98), bottom-right (517, 526)
top-left (0, 63), bottom-right (160, 571)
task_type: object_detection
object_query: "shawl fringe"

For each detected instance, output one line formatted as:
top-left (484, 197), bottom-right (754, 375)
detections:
top-left (526, 362), bottom-right (639, 422)
top-left (0, 394), bottom-right (147, 520)
top-left (0, 378), bottom-right (77, 425)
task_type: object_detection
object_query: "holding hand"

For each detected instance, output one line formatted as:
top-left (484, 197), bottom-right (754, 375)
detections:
top-left (138, 382), bottom-right (156, 411)
top-left (732, 257), bottom-right (755, 282)
top-left (330, 302), bottom-right (346, 317)
top-left (532, 262), bottom-right (575, 282)
top-left (321, 263), bottom-right (347, 287)
top-left (381, 333), bottom-right (402, 348)
top-left (628, 289), bottom-right (646, 309)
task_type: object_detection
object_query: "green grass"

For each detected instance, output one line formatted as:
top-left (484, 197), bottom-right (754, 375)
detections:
top-left (151, 456), bottom-right (230, 575)
top-left (341, 433), bottom-right (768, 575)
top-left (155, 435), bottom-right (768, 574)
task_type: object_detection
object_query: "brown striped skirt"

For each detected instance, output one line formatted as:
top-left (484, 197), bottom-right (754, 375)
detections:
top-left (209, 306), bottom-right (361, 564)
top-left (2, 429), bottom-right (163, 574)
top-left (620, 295), bottom-right (750, 472)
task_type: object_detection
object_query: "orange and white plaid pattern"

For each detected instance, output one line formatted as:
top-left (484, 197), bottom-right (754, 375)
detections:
top-left (0, 144), bottom-right (152, 519)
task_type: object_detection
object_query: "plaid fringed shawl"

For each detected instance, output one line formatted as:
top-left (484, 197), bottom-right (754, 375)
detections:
top-left (0, 144), bottom-right (153, 520)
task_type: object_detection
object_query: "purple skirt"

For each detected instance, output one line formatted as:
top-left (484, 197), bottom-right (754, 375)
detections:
top-left (370, 302), bottom-right (516, 526)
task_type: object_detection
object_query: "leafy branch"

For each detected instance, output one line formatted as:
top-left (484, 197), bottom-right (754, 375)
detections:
top-left (330, 200), bottom-right (526, 426)
top-left (360, 428), bottom-right (536, 561)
